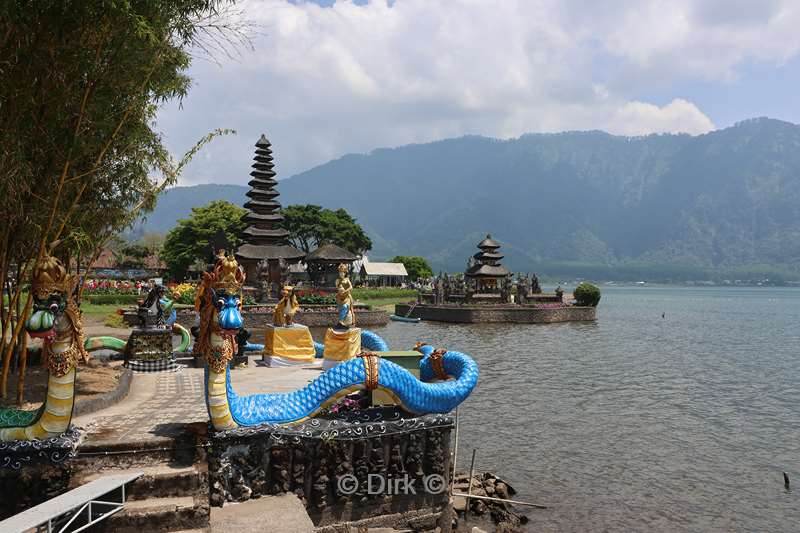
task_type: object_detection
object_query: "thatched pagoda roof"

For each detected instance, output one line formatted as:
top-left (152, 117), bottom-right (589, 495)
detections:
top-left (305, 243), bottom-right (358, 263)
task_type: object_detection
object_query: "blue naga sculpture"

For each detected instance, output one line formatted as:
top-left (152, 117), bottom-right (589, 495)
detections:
top-left (195, 252), bottom-right (479, 431)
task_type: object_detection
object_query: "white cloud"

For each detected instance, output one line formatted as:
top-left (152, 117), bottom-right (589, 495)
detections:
top-left (608, 99), bottom-right (715, 136)
top-left (157, 0), bottom-right (800, 185)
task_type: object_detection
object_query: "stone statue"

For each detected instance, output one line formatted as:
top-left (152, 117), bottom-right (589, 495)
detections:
top-left (273, 284), bottom-right (300, 327)
top-left (531, 273), bottom-right (541, 294)
top-left (335, 263), bottom-right (355, 329)
top-left (500, 276), bottom-right (511, 304)
top-left (137, 284), bottom-right (167, 328)
top-left (517, 274), bottom-right (528, 304)
top-left (257, 259), bottom-right (271, 302)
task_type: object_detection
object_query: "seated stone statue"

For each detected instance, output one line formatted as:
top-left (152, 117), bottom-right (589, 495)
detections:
top-left (273, 284), bottom-right (300, 327)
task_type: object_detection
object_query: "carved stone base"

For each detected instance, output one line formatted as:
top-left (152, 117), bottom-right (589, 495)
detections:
top-left (207, 408), bottom-right (453, 528)
top-left (125, 328), bottom-right (172, 361)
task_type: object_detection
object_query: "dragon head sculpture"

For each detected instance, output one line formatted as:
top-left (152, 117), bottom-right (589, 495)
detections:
top-left (25, 253), bottom-right (89, 377)
top-left (194, 250), bottom-right (245, 372)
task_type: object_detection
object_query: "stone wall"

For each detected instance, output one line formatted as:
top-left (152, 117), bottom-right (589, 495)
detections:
top-left (237, 308), bottom-right (389, 329)
top-left (395, 303), bottom-right (597, 323)
top-left (125, 306), bottom-right (389, 329)
top-left (208, 409), bottom-right (453, 528)
top-left (0, 463), bottom-right (72, 519)
top-left (0, 428), bottom-right (82, 519)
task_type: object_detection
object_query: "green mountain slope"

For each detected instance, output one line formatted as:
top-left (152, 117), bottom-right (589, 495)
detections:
top-left (137, 117), bottom-right (800, 279)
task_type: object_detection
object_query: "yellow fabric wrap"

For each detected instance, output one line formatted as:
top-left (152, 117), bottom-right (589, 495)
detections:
top-left (265, 325), bottom-right (316, 361)
top-left (323, 327), bottom-right (362, 362)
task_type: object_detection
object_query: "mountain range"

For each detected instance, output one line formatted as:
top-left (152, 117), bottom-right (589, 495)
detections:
top-left (133, 117), bottom-right (800, 281)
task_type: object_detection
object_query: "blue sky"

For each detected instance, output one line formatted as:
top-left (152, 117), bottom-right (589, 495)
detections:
top-left (157, 0), bottom-right (800, 185)
top-left (637, 54), bottom-right (800, 127)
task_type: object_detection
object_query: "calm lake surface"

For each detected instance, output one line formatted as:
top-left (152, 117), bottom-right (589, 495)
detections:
top-left (368, 286), bottom-right (800, 532)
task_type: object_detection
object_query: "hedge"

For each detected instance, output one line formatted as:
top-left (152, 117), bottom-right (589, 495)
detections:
top-left (352, 288), bottom-right (417, 300)
top-left (84, 293), bottom-right (142, 305)
top-left (573, 282), bottom-right (601, 307)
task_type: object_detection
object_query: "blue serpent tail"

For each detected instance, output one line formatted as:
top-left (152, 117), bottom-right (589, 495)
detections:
top-left (207, 332), bottom-right (478, 427)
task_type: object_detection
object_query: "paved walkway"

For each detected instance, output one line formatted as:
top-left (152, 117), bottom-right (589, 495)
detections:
top-left (209, 494), bottom-right (315, 533)
top-left (73, 358), bottom-right (325, 445)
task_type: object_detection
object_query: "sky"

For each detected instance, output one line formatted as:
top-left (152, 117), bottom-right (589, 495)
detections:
top-left (156, 0), bottom-right (800, 186)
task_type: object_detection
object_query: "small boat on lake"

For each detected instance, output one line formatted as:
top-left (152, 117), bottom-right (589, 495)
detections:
top-left (390, 315), bottom-right (421, 323)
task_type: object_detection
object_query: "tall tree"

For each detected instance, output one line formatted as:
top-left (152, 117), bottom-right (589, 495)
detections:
top-left (391, 256), bottom-right (433, 281)
top-left (283, 204), bottom-right (372, 256)
top-left (0, 1), bottom-right (247, 399)
top-left (161, 201), bottom-right (247, 279)
top-left (140, 232), bottom-right (166, 256)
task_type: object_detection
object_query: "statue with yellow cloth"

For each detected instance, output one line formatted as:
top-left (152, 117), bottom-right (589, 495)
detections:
top-left (263, 283), bottom-right (318, 367)
top-left (323, 264), bottom-right (361, 370)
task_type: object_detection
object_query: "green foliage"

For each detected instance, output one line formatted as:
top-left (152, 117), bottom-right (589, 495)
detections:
top-left (84, 294), bottom-right (142, 305)
top-left (117, 243), bottom-right (150, 268)
top-left (352, 288), bottom-right (417, 300)
top-left (161, 201), bottom-right (247, 278)
top-left (103, 313), bottom-right (127, 329)
top-left (573, 282), bottom-right (601, 307)
top-left (0, 0), bottom-right (241, 396)
top-left (175, 287), bottom-right (198, 305)
top-left (298, 295), bottom-right (336, 305)
top-left (282, 205), bottom-right (372, 255)
top-left (1, 1), bottom-right (236, 259)
top-left (389, 256), bottom-right (432, 281)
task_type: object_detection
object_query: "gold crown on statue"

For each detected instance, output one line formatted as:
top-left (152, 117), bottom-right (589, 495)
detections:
top-left (211, 250), bottom-right (245, 293)
top-left (31, 254), bottom-right (72, 298)
top-left (338, 263), bottom-right (349, 273)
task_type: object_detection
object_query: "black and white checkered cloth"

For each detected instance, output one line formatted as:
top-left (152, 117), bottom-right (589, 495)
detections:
top-left (125, 358), bottom-right (184, 373)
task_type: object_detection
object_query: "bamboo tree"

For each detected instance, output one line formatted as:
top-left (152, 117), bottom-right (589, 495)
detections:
top-left (0, 1), bottom-right (251, 399)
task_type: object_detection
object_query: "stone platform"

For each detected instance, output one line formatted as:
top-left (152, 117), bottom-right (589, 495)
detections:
top-left (125, 305), bottom-right (390, 329)
top-left (209, 406), bottom-right (453, 528)
top-left (396, 302), bottom-right (597, 323)
top-left (1, 360), bottom-right (452, 530)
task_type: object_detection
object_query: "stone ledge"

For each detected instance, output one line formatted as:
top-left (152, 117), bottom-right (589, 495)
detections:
top-left (73, 367), bottom-right (133, 417)
top-left (395, 303), bottom-right (597, 323)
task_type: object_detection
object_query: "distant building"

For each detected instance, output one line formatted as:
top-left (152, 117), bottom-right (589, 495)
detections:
top-left (359, 258), bottom-right (408, 287)
top-left (80, 248), bottom-right (165, 280)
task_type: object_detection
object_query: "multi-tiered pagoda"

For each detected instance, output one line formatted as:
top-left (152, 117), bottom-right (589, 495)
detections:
top-left (465, 234), bottom-right (511, 292)
top-left (235, 134), bottom-right (304, 285)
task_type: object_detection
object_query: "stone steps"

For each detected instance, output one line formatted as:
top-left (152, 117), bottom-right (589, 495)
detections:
top-left (72, 429), bottom-right (210, 531)
top-left (72, 464), bottom-right (207, 501)
top-left (97, 495), bottom-right (210, 532)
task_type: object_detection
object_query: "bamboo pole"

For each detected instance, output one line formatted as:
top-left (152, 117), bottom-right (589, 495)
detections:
top-left (450, 407), bottom-right (459, 493)
top-left (464, 448), bottom-right (476, 523)
top-left (15, 329), bottom-right (29, 406)
top-left (452, 492), bottom-right (549, 509)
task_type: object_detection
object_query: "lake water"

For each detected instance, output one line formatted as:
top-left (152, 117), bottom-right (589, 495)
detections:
top-left (368, 286), bottom-right (800, 532)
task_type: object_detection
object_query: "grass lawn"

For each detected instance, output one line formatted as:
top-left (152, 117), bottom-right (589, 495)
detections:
top-left (353, 288), bottom-right (418, 313)
top-left (75, 289), bottom-right (419, 316)
top-left (80, 302), bottom-right (125, 319)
